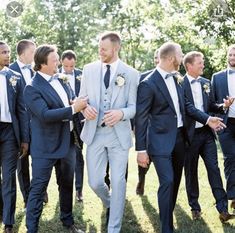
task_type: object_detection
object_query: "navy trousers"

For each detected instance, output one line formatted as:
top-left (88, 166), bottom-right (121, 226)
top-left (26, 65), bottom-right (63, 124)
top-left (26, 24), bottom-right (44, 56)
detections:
top-left (74, 145), bottom-right (84, 192)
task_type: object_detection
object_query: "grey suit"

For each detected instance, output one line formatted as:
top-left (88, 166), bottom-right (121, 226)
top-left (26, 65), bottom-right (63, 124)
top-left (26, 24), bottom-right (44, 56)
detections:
top-left (80, 59), bottom-right (139, 233)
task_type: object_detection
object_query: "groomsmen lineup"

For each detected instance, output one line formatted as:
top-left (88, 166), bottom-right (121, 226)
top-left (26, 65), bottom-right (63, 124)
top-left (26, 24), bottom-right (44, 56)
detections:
top-left (0, 33), bottom-right (235, 233)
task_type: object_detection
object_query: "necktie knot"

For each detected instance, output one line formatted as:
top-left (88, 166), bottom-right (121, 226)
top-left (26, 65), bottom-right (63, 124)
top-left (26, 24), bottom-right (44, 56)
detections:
top-left (22, 64), bottom-right (32, 70)
top-left (229, 69), bottom-right (235, 75)
top-left (191, 78), bottom-right (201, 84)
top-left (104, 64), bottom-right (111, 89)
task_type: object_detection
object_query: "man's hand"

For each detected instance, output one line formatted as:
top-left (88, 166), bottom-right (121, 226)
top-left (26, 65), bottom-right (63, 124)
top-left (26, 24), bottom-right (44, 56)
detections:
top-left (73, 97), bottom-right (88, 113)
top-left (19, 142), bottom-right (29, 159)
top-left (103, 110), bottom-right (123, 127)
top-left (83, 104), bottom-right (98, 120)
top-left (223, 96), bottom-right (235, 109)
top-left (208, 116), bottom-right (226, 131)
top-left (137, 152), bottom-right (150, 168)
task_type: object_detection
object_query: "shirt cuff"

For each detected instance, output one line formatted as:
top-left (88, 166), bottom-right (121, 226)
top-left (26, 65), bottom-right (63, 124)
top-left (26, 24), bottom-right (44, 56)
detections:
top-left (206, 116), bottom-right (211, 125)
top-left (137, 150), bottom-right (147, 153)
top-left (71, 105), bottom-right (75, 115)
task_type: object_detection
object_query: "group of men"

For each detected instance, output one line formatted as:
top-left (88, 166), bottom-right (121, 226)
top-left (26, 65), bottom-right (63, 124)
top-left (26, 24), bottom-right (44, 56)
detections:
top-left (0, 31), bottom-right (235, 233)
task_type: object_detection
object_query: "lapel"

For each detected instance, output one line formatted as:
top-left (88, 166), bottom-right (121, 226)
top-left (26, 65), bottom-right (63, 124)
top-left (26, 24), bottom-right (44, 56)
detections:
top-left (34, 73), bottom-right (65, 107)
top-left (111, 60), bottom-right (124, 106)
top-left (223, 70), bottom-right (229, 96)
top-left (153, 70), bottom-right (176, 113)
top-left (200, 79), bottom-right (209, 111)
top-left (74, 69), bottom-right (82, 96)
top-left (58, 79), bottom-right (73, 102)
top-left (94, 61), bottom-right (102, 107)
top-left (173, 76), bottom-right (185, 115)
top-left (183, 76), bottom-right (194, 105)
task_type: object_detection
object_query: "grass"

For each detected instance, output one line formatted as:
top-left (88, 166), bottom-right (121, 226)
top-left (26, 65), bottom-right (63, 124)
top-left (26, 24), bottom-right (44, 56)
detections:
top-left (5, 141), bottom-right (235, 232)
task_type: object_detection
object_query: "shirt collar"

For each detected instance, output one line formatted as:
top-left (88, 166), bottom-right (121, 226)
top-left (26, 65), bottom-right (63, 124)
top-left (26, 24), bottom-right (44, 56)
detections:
top-left (17, 59), bottom-right (27, 69)
top-left (102, 59), bottom-right (120, 72)
top-left (38, 71), bottom-right (52, 82)
top-left (187, 73), bottom-right (201, 83)
top-left (61, 67), bottom-right (74, 76)
top-left (156, 66), bottom-right (176, 79)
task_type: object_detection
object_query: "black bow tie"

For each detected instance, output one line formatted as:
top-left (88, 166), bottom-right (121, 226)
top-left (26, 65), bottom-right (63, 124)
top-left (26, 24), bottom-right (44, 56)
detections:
top-left (229, 69), bottom-right (235, 75)
top-left (165, 72), bottom-right (177, 79)
top-left (191, 78), bottom-right (201, 84)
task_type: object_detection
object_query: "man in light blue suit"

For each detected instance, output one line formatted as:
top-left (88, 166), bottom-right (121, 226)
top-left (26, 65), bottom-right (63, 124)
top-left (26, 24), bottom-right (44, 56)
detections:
top-left (0, 41), bottom-right (29, 233)
top-left (24, 44), bottom-right (87, 233)
top-left (212, 44), bottom-right (235, 211)
top-left (79, 31), bottom-right (139, 233)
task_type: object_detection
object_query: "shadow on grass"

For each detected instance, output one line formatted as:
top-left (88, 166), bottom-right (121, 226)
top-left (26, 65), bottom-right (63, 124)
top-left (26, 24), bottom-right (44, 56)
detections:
top-left (14, 208), bottom-right (26, 232)
top-left (174, 204), bottom-right (212, 233)
top-left (141, 195), bottom-right (160, 232)
top-left (38, 199), bottom-right (94, 233)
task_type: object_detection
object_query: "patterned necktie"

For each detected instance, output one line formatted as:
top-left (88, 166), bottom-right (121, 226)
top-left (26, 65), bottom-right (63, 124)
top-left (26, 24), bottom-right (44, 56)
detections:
top-left (229, 69), bottom-right (235, 75)
top-left (191, 78), bottom-right (201, 84)
top-left (22, 64), bottom-right (32, 70)
top-left (104, 64), bottom-right (111, 89)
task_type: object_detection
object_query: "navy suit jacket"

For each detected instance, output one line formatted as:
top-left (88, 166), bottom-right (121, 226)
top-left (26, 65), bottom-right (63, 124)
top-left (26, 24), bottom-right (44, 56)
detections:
top-left (4, 68), bottom-right (29, 146)
top-left (24, 72), bottom-right (74, 159)
top-left (211, 69), bottom-right (230, 123)
top-left (135, 69), bottom-right (209, 156)
top-left (183, 75), bottom-right (224, 143)
top-left (10, 61), bottom-right (34, 87)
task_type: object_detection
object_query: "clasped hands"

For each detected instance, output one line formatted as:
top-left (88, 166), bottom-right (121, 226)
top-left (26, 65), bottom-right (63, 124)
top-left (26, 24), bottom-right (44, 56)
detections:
top-left (71, 96), bottom-right (88, 113)
top-left (83, 104), bottom-right (123, 127)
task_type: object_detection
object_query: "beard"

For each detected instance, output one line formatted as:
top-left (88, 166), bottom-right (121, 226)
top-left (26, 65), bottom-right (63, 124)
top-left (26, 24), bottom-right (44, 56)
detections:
top-left (228, 60), bottom-right (235, 68)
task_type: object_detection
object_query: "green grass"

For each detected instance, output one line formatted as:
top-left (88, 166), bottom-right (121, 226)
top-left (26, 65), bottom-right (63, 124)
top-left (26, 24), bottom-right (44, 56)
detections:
top-left (5, 142), bottom-right (235, 232)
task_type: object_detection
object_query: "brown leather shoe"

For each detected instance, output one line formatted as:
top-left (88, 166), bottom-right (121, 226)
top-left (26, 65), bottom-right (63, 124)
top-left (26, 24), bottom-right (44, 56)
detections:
top-left (43, 191), bottom-right (48, 204)
top-left (4, 227), bottom-right (13, 233)
top-left (219, 211), bottom-right (235, 223)
top-left (66, 224), bottom-right (84, 233)
top-left (76, 190), bottom-right (83, 202)
top-left (191, 210), bottom-right (201, 220)
top-left (231, 200), bottom-right (235, 209)
top-left (136, 181), bottom-right (145, 196)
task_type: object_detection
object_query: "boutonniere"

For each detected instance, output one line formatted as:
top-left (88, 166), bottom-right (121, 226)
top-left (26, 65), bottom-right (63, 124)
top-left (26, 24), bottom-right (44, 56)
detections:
top-left (58, 74), bottom-right (69, 84)
top-left (115, 74), bottom-right (126, 87)
top-left (175, 73), bottom-right (184, 85)
top-left (203, 83), bottom-right (210, 94)
top-left (76, 75), bottom-right (82, 81)
top-left (9, 76), bottom-right (18, 92)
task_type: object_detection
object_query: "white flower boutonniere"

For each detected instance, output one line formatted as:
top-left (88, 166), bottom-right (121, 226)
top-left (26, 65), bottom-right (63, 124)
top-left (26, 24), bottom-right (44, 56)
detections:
top-left (76, 75), bottom-right (82, 81)
top-left (58, 74), bottom-right (69, 84)
top-left (203, 83), bottom-right (210, 94)
top-left (9, 76), bottom-right (18, 91)
top-left (175, 73), bottom-right (184, 85)
top-left (115, 74), bottom-right (126, 87)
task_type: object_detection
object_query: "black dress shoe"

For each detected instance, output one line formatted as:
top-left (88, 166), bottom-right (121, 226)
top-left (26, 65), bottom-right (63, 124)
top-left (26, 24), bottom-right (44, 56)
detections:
top-left (43, 191), bottom-right (48, 204)
top-left (191, 210), bottom-right (201, 220)
top-left (65, 224), bottom-right (84, 233)
top-left (76, 190), bottom-right (83, 202)
top-left (4, 226), bottom-right (13, 233)
top-left (136, 181), bottom-right (145, 196)
top-left (219, 211), bottom-right (235, 223)
top-left (106, 208), bottom-right (110, 227)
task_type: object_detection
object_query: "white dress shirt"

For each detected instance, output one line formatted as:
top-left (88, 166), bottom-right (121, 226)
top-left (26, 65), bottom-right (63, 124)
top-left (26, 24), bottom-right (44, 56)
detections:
top-left (61, 67), bottom-right (75, 94)
top-left (157, 66), bottom-right (183, 128)
top-left (17, 60), bottom-right (32, 85)
top-left (102, 59), bottom-right (120, 85)
top-left (0, 67), bottom-right (12, 122)
top-left (38, 71), bottom-right (74, 130)
top-left (187, 74), bottom-right (204, 128)
top-left (227, 69), bottom-right (235, 118)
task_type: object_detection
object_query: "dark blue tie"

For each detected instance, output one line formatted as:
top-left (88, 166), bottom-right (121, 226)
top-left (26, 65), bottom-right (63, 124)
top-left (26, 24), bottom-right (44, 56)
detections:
top-left (165, 72), bottom-right (177, 79)
top-left (191, 78), bottom-right (201, 84)
top-left (229, 69), bottom-right (235, 75)
top-left (22, 64), bottom-right (32, 70)
top-left (104, 65), bottom-right (111, 89)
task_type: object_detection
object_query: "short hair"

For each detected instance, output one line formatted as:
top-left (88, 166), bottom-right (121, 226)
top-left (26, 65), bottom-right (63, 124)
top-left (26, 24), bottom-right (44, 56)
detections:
top-left (100, 31), bottom-right (121, 45)
top-left (34, 44), bottom-right (57, 71)
top-left (227, 44), bottom-right (235, 54)
top-left (61, 50), bottom-right (77, 61)
top-left (159, 42), bottom-right (180, 60)
top-left (183, 51), bottom-right (204, 70)
top-left (16, 39), bottom-right (35, 56)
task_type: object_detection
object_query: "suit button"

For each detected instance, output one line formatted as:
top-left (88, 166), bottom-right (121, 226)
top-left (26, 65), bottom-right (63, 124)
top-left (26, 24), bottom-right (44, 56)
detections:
top-left (174, 115), bottom-right (177, 118)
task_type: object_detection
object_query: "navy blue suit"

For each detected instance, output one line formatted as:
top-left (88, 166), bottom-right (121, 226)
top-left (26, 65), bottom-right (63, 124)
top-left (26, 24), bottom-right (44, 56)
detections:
top-left (24, 72), bottom-right (77, 232)
top-left (183, 76), bottom-right (228, 213)
top-left (0, 68), bottom-right (29, 226)
top-left (212, 69), bottom-right (235, 200)
top-left (58, 68), bottom-right (84, 193)
top-left (135, 69), bottom-right (209, 233)
top-left (10, 61), bottom-right (33, 205)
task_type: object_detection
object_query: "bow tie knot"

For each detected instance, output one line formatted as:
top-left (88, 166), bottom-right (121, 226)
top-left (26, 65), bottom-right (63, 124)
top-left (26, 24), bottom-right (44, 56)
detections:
top-left (229, 69), bottom-right (235, 75)
top-left (48, 74), bottom-right (58, 82)
top-left (22, 64), bottom-right (32, 70)
top-left (191, 78), bottom-right (201, 84)
top-left (165, 72), bottom-right (177, 79)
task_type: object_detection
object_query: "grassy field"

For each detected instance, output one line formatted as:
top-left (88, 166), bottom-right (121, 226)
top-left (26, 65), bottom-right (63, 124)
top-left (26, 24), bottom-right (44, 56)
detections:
top-left (5, 142), bottom-right (235, 233)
